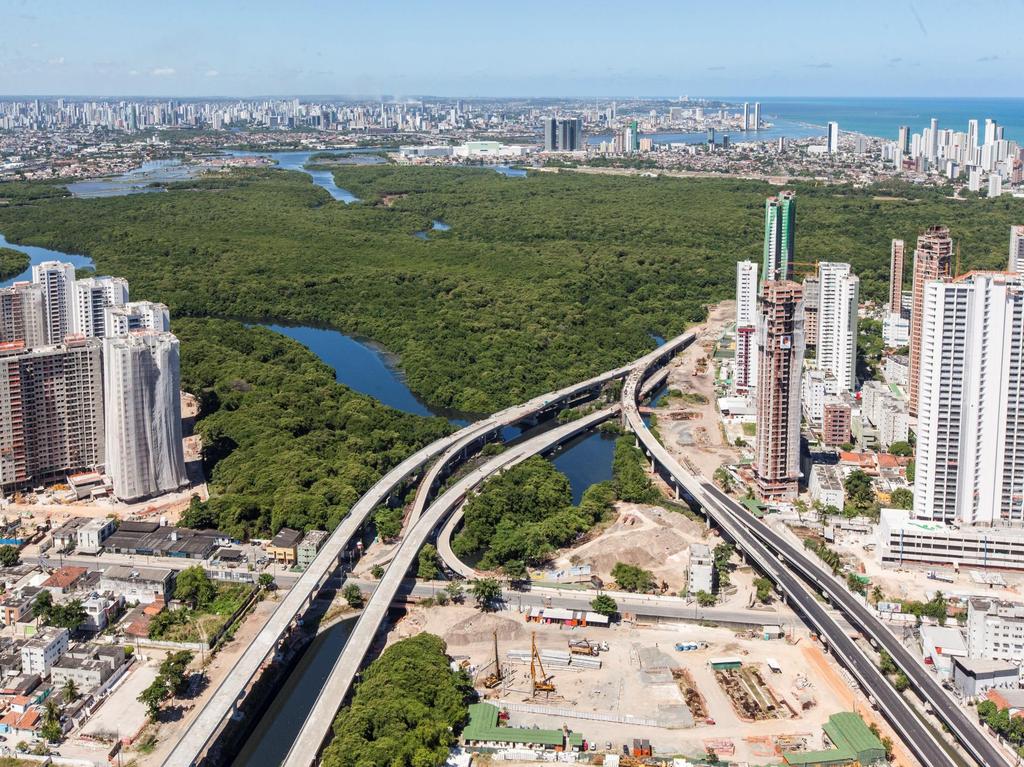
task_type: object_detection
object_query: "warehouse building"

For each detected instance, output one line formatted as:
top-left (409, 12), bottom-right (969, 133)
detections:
top-left (462, 703), bottom-right (584, 751)
top-left (783, 712), bottom-right (885, 766)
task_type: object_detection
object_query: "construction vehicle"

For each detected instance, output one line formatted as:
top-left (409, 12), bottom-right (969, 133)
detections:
top-left (530, 632), bottom-right (556, 696)
top-left (568, 638), bottom-right (599, 656)
top-left (481, 631), bottom-right (503, 689)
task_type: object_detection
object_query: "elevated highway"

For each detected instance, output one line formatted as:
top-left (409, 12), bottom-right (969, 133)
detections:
top-left (164, 353), bottom-right (643, 767)
top-left (620, 351), bottom-right (1006, 767)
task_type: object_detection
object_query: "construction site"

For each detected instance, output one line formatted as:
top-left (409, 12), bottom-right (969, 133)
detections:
top-left (390, 603), bottom-right (894, 765)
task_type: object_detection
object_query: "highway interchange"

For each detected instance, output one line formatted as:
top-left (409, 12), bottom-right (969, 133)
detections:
top-left (165, 329), bottom-right (1007, 767)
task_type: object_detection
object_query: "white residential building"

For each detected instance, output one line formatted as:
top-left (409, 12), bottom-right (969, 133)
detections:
top-left (914, 272), bottom-right (1024, 526)
top-left (72, 276), bottom-right (128, 337)
top-left (688, 543), bottom-right (714, 595)
top-left (21, 627), bottom-right (69, 676)
top-left (861, 381), bottom-right (909, 450)
top-left (826, 121), bottom-right (839, 153)
top-left (882, 312), bottom-right (909, 347)
top-left (99, 565), bottom-right (173, 604)
top-left (103, 332), bottom-right (187, 501)
top-left (967, 598), bottom-right (1024, 662)
top-left (1010, 225), bottom-right (1024, 273)
top-left (801, 368), bottom-right (838, 427)
top-left (104, 301), bottom-right (171, 337)
top-left (809, 464), bottom-right (845, 510)
top-left (31, 260), bottom-right (76, 344)
top-left (883, 355), bottom-right (909, 387)
top-left (816, 263), bottom-right (859, 391)
top-left (734, 260), bottom-right (758, 395)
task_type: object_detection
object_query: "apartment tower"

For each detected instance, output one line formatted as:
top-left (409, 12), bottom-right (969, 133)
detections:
top-left (0, 338), bottom-right (104, 489)
top-left (102, 332), bottom-right (187, 501)
top-left (1010, 225), bottom-right (1024, 273)
top-left (816, 263), bottom-right (859, 392)
top-left (802, 276), bottom-right (819, 350)
top-left (0, 283), bottom-right (47, 349)
top-left (914, 272), bottom-right (1024, 525)
top-left (754, 281), bottom-right (805, 501)
top-left (762, 191), bottom-right (796, 282)
top-left (908, 226), bottom-right (953, 415)
top-left (734, 260), bottom-right (758, 394)
top-left (31, 261), bottom-right (76, 345)
top-left (72, 276), bottom-right (129, 338)
top-left (889, 239), bottom-right (905, 314)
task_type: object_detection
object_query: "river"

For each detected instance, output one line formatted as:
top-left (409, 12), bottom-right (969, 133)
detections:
top-left (229, 617), bottom-right (356, 767)
top-left (225, 149), bottom-right (362, 202)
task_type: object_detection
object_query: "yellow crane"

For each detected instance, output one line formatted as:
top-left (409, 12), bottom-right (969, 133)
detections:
top-left (482, 630), bottom-right (503, 688)
top-left (531, 632), bottom-right (556, 696)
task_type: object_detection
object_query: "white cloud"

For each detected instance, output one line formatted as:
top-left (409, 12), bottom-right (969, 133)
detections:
top-left (47, 56), bottom-right (65, 65)
top-left (150, 66), bottom-right (176, 76)
top-left (205, 69), bottom-right (219, 77)
top-left (129, 69), bottom-right (140, 76)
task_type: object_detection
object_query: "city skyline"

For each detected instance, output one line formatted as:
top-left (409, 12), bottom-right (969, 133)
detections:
top-left (3, 0), bottom-right (1023, 97)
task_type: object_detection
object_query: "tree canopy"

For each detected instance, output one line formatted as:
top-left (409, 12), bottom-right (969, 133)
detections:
top-left (321, 634), bottom-right (472, 767)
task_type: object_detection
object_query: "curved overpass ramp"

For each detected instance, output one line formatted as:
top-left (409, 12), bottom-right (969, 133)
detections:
top-left (621, 356), bottom-right (1006, 767)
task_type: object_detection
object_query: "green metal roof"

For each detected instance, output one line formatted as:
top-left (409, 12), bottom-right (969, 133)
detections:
top-left (783, 712), bottom-right (884, 766)
top-left (462, 703), bottom-right (583, 748)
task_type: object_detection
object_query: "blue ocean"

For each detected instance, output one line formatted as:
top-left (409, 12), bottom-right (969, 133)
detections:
top-left (727, 97), bottom-right (1024, 142)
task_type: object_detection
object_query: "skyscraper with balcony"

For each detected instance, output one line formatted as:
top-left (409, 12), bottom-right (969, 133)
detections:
top-left (0, 338), bottom-right (104, 489)
top-left (104, 301), bottom-right (171, 337)
top-left (914, 272), bottom-right (1024, 526)
top-left (754, 280), bottom-right (805, 501)
top-left (0, 283), bottom-right (46, 349)
top-left (31, 261), bottom-right (75, 345)
top-left (72, 276), bottom-right (129, 338)
top-left (908, 226), bottom-right (953, 415)
top-left (816, 263), bottom-right (859, 392)
top-left (762, 191), bottom-right (796, 283)
top-left (889, 239), bottom-right (905, 314)
top-left (734, 260), bottom-right (758, 394)
top-left (102, 331), bottom-right (187, 501)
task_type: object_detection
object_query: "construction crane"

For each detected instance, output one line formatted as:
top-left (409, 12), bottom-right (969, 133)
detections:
top-left (530, 632), bottom-right (556, 696)
top-left (481, 631), bottom-right (503, 689)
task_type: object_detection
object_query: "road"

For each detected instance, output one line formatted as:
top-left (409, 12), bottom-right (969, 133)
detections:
top-left (620, 352), bottom-right (1007, 767)
top-left (162, 361), bottom-right (635, 767)
top-left (281, 406), bottom-right (619, 766)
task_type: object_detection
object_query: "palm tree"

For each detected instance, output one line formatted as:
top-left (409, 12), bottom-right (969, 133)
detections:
top-left (62, 678), bottom-right (78, 703)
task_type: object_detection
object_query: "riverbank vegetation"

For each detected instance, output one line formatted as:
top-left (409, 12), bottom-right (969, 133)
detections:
top-left (321, 633), bottom-right (472, 767)
top-left (452, 457), bottom-right (616, 570)
top-left (0, 248), bottom-right (29, 280)
top-left (3, 168), bottom-right (1018, 412)
top-left (174, 318), bottom-right (450, 539)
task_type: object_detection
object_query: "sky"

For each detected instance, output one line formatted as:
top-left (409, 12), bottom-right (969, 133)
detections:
top-left (3, 0), bottom-right (1024, 98)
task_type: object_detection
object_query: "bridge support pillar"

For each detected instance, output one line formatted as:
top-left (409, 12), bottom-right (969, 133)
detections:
top-left (674, 483), bottom-right (680, 500)
top-left (650, 457), bottom-right (656, 472)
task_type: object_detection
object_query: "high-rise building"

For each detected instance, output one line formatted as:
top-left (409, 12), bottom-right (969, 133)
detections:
top-left (31, 261), bottom-right (75, 345)
top-left (754, 281), bottom-right (805, 501)
top-left (0, 283), bottom-right (46, 349)
top-left (557, 118), bottom-right (582, 152)
top-left (742, 102), bottom-right (749, 131)
top-left (826, 121), bottom-right (839, 153)
top-left (802, 276), bottom-right (819, 350)
top-left (104, 301), bottom-right (171, 337)
top-left (914, 272), bottom-right (1024, 526)
top-left (816, 263), bottom-right (859, 392)
top-left (542, 117), bottom-right (557, 152)
top-left (1011, 226), bottom-right (1024, 273)
top-left (753, 102), bottom-right (761, 130)
top-left (762, 191), bottom-right (796, 282)
top-left (72, 276), bottom-right (129, 338)
top-left (888, 239), bottom-right (905, 314)
top-left (897, 125), bottom-right (910, 155)
top-left (0, 338), bottom-right (104, 489)
top-left (908, 226), bottom-right (953, 416)
top-left (102, 332), bottom-right (187, 501)
top-left (734, 261), bottom-right (758, 395)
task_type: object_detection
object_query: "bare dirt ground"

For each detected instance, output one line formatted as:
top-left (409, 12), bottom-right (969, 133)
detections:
top-left (655, 301), bottom-right (741, 479)
top-left (551, 503), bottom-right (708, 592)
top-left (391, 604), bottom-right (906, 765)
top-left (134, 595), bottom-right (281, 765)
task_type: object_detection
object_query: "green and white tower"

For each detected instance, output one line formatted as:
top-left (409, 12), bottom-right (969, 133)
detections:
top-left (762, 190), bottom-right (796, 282)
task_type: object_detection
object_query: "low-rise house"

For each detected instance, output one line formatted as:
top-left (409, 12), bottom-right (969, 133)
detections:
top-left (41, 565), bottom-right (88, 595)
top-left (103, 521), bottom-right (227, 560)
top-left (99, 565), bottom-right (173, 605)
top-left (77, 518), bottom-right (116, 554)
top-left (1, 592), bottom-right (34, 627)
top-left (50, 517), bottom-right (88, 551)
top-left (809, 464), bottom-right (846, 510)
top-left (21, 627), bottom-right (69, 676)
top-left (0, 707), bottom-right (41, 740)
top-left (81, 592), bottom-right (122, 631)
top-left (297, 530), bottom-right (328, 570)
top-left (51, 655), bottom-right (113, 691)
top-left (953, 656), bottom-right (1020, 698)
top-left (267, 528), bottom-right (303, 566)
